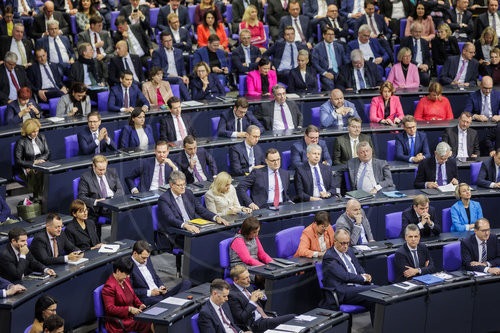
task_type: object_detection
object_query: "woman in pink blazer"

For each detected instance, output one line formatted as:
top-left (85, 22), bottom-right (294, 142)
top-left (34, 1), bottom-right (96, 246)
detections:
top-left (387, 47), bottom-right (420, 89)
top-left (246, 58), bottom-right (277, 96)
top-left (369, 81), bottom-right (405, 124)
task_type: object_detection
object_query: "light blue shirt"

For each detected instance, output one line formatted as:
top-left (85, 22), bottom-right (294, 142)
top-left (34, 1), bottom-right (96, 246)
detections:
top-left (6, 67), bottom-right (19, 101)
top-left (319, 99), bottom-right (359, 128)
top-left (278, 42), bottom-right (298, 71)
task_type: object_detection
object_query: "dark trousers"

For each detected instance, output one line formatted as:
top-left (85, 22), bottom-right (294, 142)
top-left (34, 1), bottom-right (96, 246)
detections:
top-left (344, 284), bottom-right (378, 323)
top-left (252, 314), bottom-right (296, 333)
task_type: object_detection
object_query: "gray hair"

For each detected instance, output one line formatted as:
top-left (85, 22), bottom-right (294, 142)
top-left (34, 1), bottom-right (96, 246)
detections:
top-left (306, 143), bottom-right (322, 154)
top-left (168, 170), bottom-right (186, 184)
top-left (410, 22), bottom-right (423, 32)
top-left (4, 51), bottom-right (18, 63)
top-left (356, 140), bottom-right (371, 153)
top-left (435, 141), bottom-right (451, 156)
top-left (271, 84), bottom-right (286, 96)
top-left (13, 23), bottom-right (24, 30)
top-left (298, 49), bottom-right (309, 58)
top-left (240, 28), bottom-right (251, 36)
top-left (246, 124), bottom-right (260, 134)
top-left (334, 228), bottom-right (350, 241)
top-left (47, 19), bottom-right (59, 28)
top-left (404, 223), bottom-right (420, 236)
top-left (351, 49), bottom-right (364, 62)
top-left (358, 24), bottom-right (371, 34)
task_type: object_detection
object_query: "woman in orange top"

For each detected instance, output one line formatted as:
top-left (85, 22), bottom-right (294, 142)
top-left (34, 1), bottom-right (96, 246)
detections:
top-left (294, 211), bottom-right (335, 258)
top-left (414, 82), bottom-right (454, 121)
top-left (197, 9), bottom-right (229, 52)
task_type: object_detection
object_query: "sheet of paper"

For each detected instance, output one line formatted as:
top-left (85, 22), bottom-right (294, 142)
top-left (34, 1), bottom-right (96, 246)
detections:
top-left (143, 307), bottom-right (168, 316)
top-left (275, 324), bottom-right (305, 332)
top-left (433, 272), bottom-right (454, 280)
top-left (264, 330), bottom-right (288, 333)
top-left (46, 117), bottom-right (65, 123)
top-left (98, 244), bottom-right (120, 253)
top-left (473, 271), bottom-right (487, 277)
top-left (286, 93), bottom-right (300, 99)
top-left (160, 297), bottom-right (190, 305)
top-left (68, 257), bottom-right (89, 265)
top-left (394, 281), bottom-right (420, 290)
top-left (438, 183), bottom-right (456, 192)
top-left (294, 314), bottom-right (316, 321)
top-left (354, 245), bottom-right (372, 251)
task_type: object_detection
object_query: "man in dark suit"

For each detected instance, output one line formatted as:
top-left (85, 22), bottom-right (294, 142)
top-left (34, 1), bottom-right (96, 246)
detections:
top-left (236, 148), bottom-right (291, 210)
top-left (464, 76), bottom-right (500, 122)
top-left (108, 70), bottom-right (149, 112)
top-left (263, 26), bottom-right (307, 84)
top-left (394, 224), bottom-right (436, 282)
top-left (31, 1), bottom-right (70, 39)
top-left (291, 125), bottom-right (332, 170)
top-left (400, 21), bottom-right (431, 86)
top-left (157, 0), bottom-right (192, 31)
top-left (77, 154), bottom-right (125, 222)
top-left (414, 141), bottom-right (459, 189)
top-left (53, 0), bottom-right (78, 15)
top-left (229, 125), bottom-right (265, 177)
top-left (157, 171), bottom-right (227, 237)
top-left (198, 279), bottom-right (247, 333)
top-left (35, 19), bottom-right (75, 73)
top-left (0, 226), bottom-right (55, 282)
top-left (109, 40), bottom-right (145, 87)
top-left (228, 265), bottom-right (295, 332)
top-left (129, 240), bottom-right (191, 306)
top-left (267, 0), bottom-right (289, 40)
top-left (10, 0), bottom-right (39, 19)
top-left (0, 23), bottom-right (34, 67)
top-left (0, 276), bottom-right (25, 298)
top-left (193, 35), bottom-right (229, 77)
top-left (28, 47), bottom-right (67, 103)
top-left (475, 0), bottom-right (500, 40)
top-left (152, 31), bottom-right (190, 101)
top-left (333, 117), bottom-right (374, 165)
top-left (486, 123), bottom-right (500, 155)
top-left (477, 148), bottom-right (500, 188)
top-left (159, 96), bottom-right (196, 142)
top-left (294, 143), bottom-right (337, 202)
top-left (304, 0), bottom-right (336, 28)
top-left (69, 43), bottom-right (105, 87)
top-left (176, 135), bottom-right (217, 184)
top-left (113, 16), bottom-right (153, 66)
top-left (395, 115), bottom-right (431, 163)
top-left (335, 199), bottom-right (375, 245)
top-left (30, 213), bottom-right (83, 265)
top-left (461, 218), bottom-right (500, 274)
top-left (345, 141), bottom-right (394, 193)
top-left (78, 111), bottom-right (117, 155)
top-left (125, 141), bottom-right (178, 193)
top-left (217, 97), bottom-right (264, 138)
top-left (0, 52), bottom-right (32, 106)
top-left (321, 229), bottom-right (377, 318)
top-left (445, 0), bottom-right (473, 42)
top-left (439, 42), bottom-right (479, 87)
top-left (119, 0), bottom-right (150, 31)
top-left (347, 24), bottom-right (390, 67)
top-left (320, 4), bottom-right (350, 43)
top-left (231, 29), bottom-right (262, 76)
top-left (356, 0), bottom-right (393, 58)
top-left (254, 84), bottom-right (303, 131)
top-left (335, 49), bottom-right (383, 91)
top-left (232, 0), bottom-right (262, 31)
top-left (162, 13), bottom-right (192, 53)
top-left (278, 1), bottom-right (314, 49)
top-left (442, 111), bottom-right (480, 158)
top-left (312, 26), bottom-right (349, 91)
top-left (401, 195), bottom-right (441, 238)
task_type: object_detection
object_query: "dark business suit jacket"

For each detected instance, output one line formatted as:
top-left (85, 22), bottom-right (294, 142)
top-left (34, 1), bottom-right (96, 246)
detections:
top-left (347, 157), bottom-right (394, 190)
top-left (175, 148), bottom-right (217, 184)
top-left (304, 0), bottom-right (336, 19)
top-left (193, 47), bottom-right (228, 69)
top-left (125, 157), bottom-right (176, 192)
top-left (53, 0), bottom-right (78, 12)
top-left (112, 24), bottom-right (153, 56)
top-left (129, 257), bottom-right (164, 305)
top-left (464, 89), bottom-right (500, 117)
top-left (335, 61), bottom-right (383, 92)
top-left (476, 11), bottom-right (499, 39)
top-left (394, 243), bottom-right (435, 282)
top-left (278, 15), bottom-right (313, 43)
top-left (0, 18), bottom-right (23, 36)
top-left (27, 61), bottom-right (64, 95)
top-left (400, 36), bottom-right (431, 67)
top-left (119, 4), bottom-right (150, 30)
top-left (151, 46), bottom-right (187, 79)
top-left (347, 38), bottom-right (389, 64)
top-left (442, 126), bottom-right (480, 157)
top-left (266, 0), bottom-right (288, 29)
top-left (0, 64), bottom-right (31, 106)
top-left (217, 109), bottom-right (264, 138)
top-left (78, 126), bottom-right (117, 155)
top-left (229, 141), bottom-right (265, 176)
top-left (0, 276), bottom-right (12, 294)
top-left (5, 100), bottom-right (41, 125)
top-left (31, 11), bottom-right (70, 39)
top-left (354, 13), bottom-right (392, 39)
top-left (414, 156), bottom-right (458, 188)
top-left (163, 26), bottom-right (192, 52)
top-left (401, 205), bottom-right (441, 238)
top-left (485, 123), bottom-right (500, 153)
top-left (35, 35), bottom-right (75, 63)
top-left (159, 113), bottom-right (195, 142)
top-left (477, 156), bottom-right (499, 188)
top-left (431, 35), bottom-right (460, 66)
top-left (77, 29), bottom-right (115, 56)
top-left (311, 41), bottom-right (349, 76)
top-left (64, 218), bottom-right (100, 251)
top-left (0, 244), bottom-right (46, 282)
top-left (461, 233), bottom-right (500, 272)
top-left (190, 73), bottom-right (226, 100)
top-left (157, 188), bottom-right (216, 231)
top-left (69, 59), bottom-right (104, 86)
top-left (30, 230), bottom-right (79, 265)
top-left (439, 55), bottom-right (479, 86)
top-left (263, 40), bottom-right (307, 71)
top-left (236, 167), bottom-right (291, 208)
top-left (227, 283), bottom-right (267, 329)
top-left (446, 9), bottom-right (474, 41)
top-left (395, 131), bottom-right (431, 162)
top-left (287, 66), bottom-right (319, 93)
top-left (14, 134), bottom-right (50, 172)
top-left (320, 16), bottom-right (350, 41)
top-left (231, 44), bottom-right (261, 75)
top-left (0, 37), bottom-right (34, 63)
top-left (157, 4), bottom-right (192, 31)
top-left (118, 124), bottom-right (154, 148)
top-left (108, 84), bottom-right (150, 111)
top-left (255, 100), bottom-right (303, 131)
top-left (290, 139), bottom-right (332, 170)
top-left (108, 54), bottom-right (145, 86)
top-left (198, 300), bottom-right (242, 333)
top-left (333, 133), bottom-right (374, 165)
top-left (294, 163), bottom-right (336, 202)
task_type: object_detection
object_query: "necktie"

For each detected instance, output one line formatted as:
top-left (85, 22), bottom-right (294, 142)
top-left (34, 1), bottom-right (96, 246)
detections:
top-left (356, 69), bottom-right (366, 89)
top-left (52, 238), bottom-right (58, 257)
top-left (94, 33), bottom-right (101, 55)
top-left (274, 170), bottom-right (280, 207)
top-left (353, 139), bottom-right (358, 157)
top-left (123, 58), bottom-right (130, 70)
top-left (176, 196), bottom-right (191, 222)
top-left (483, 95), bottom-right (492, 117)
top-left (158, 164), bottom-right (164, 187)
top-left (53, 38), bottom-right (63, 64)
top-left (99, 177), bottom-right (107, 198)
top-left (218, 308), bottom-right (238, 333)
top-left (314, 166), bottom-right (324, 192)
top-left (192, 159), bottom-right (204, 182)
top-left (243, 288), bottom-right (269, 318)
top-left (368, 15), bottom-right (377, 35)
top-left (280, 104), bottom-right (289, 130)
top-left (283, 0), bottom-right (287, 10)
top-left (493, 13), bottom-right (497, 31)
top-left (294, 18), bottom-right (306, 43)
top-left (410, 137), bottom-right (415, 157)
top-left (16, 40), bottom-right (27, 65)
top-left (93, 132), bottom-right (100, 153)
top-left (249, 147), bottom-right (255, 167)
top-left (237, 118), bottom-right (242, 132)
top-left (333, 19), bottom-right (339, 29)
top-left (176, 115), bottom-right (187, 139)
top-left (496, 166), bottom-right (500, 182)
top-left (42, 64), bottom-right (57, 89)
top-left (9, 70), bottom-right (20, 91)
top-left (124, 88), bottom-right (129, 108)
top-left (328, 43), bottom-right (338, 73)
top-left (127, 34), bottom-right (136, 55)
top-left (481, 241), bottom-right (487, 263)
top-left (290, 43), bottom-right (295, 68)
top-left (358, 162), bottom-right (368, 190)
top-left (413, 39), bottom-right (418, 62)
top-left (437, 163), bottom-right (444, 186)
top-left (454, 60), bottom-right (467, 82)
top-left (411, 249), bottom-right (419, 267)
top-left (343, 253), bottom-right (356, 273)
top-left (245, 47), bottom-right (251, 64)
top-left (458, 12), bottom-right (462, 25)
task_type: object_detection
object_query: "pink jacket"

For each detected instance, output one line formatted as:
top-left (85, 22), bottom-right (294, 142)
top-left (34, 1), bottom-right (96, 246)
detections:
top-left (230, 236), bottom-right (273, 266)
top-left (246, 69), bottom-right (277, 96)
top-left (387, 63), bottom-right (420, 89)
top-left (369, 95), bottom-right (405, 123)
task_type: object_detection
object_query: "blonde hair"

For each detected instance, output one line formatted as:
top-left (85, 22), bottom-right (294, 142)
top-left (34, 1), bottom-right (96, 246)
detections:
top-left (379, 81), bottom-right (395, 95)
top-left (437, 23), bottom-right (452, 38)
top-left (193, 61), bottom-right (211, 74)
top-left (242, 5), bottom-right (258, 26)
top-left (397, 46), bottom-right (412, 62)
top-left (479, 26), bottom-right (499, 47)
top-left (428, 82), bottom-right (443, 101)
top-left (21, 119), bottom-right (41, 137)
top-left (92, 154), bottom-right (108, 165)
top-left (209, 171), bottom-right (232, 196)
top-left (454, 182), bottom-right (470, 199)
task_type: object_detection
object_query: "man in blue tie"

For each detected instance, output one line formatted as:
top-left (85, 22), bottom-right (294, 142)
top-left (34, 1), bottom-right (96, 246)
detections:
top-left (461, 218), bottom-right (500, 274)
top-left (414, 141), bottom-right (459, 189)
top-left (395, 115), bottom-right (431, 163)
top-left (335, 49), bottom-right (383, 92)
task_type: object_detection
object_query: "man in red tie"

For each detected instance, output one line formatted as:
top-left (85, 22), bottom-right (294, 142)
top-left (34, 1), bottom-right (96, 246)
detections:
top-left (0, 51), bottom-right (32, 105)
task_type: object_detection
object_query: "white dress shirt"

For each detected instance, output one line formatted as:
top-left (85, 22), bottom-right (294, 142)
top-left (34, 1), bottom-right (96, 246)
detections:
top-left (272, 102), bottom-right (295, 130)
top-left (356, 159), bottom-right (381, 192)
top-left (353, 67), bottom-right (366, 91)
top-left (185, 152), bottom-right (208, 181)
top-left (413, 38), bottom-right (423, 65)
top-left (123, 54), bottom-right (139, 82)
top-left (131, 256), bottom-right (159, 296)
top-left (127, 30), bottom-right (145, 57)
top-left (173, 114), bottom-right (187, 141)
top-left (350, 215), bottom-right (368, 244)
top-left (9, 38), bottom-right (26, 66)
top-left (94, 173), bottom-right (114, 201)
top-left (456, 57), bottom-right (469, 83)
top-left (6, 67), bottom-right (20, 100)
top-left (245, 141), bottom-right (255, 168)
top-left (49, 36), bottom-right (70, 64)
top-left (349, 135), bottom-right (359, 157)
top-left (136, 127), bottom-right (149, 147)
top-left (40, 63), bottom-right (57, 90)
top-left (475, 235), bottom-right (492, 273)
top-left (309, 162), bottom-right (325, 198)
top-left (46, 230), bottom-right (68, 263)
top-left (457, 125), bottom-right (469, 158)
top-left (481, 91), bottom-right (492, 118)
top-left (358, 40), bottom-right (374, 60)
top-left (91, 31), bottom-right (106, 57)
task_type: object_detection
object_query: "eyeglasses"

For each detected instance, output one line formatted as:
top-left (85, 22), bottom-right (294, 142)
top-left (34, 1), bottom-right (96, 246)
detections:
top-left (173, 182), bottom-right (186, 187)
top-left (477, 228), bottom-right (490, 233)
top-left (338, 241), bottom-right (350, 246)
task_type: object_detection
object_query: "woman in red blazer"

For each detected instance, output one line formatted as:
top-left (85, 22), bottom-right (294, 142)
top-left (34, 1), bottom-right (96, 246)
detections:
top-left (387, 47), bottom-right (420, 89)
top-left (246, 57), bottom-right (277, 96)
top-left (369, 81), bottom-right (405, 124)
top-left (197, 9), bottom-right (229, 51)
top-left (101, 257), bottom-right (151, 333)
top-left (294, 211), bottom-right (335, 258)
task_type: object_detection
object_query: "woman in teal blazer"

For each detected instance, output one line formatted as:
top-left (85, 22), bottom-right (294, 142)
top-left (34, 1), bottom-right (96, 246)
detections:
top-left (451, 183), bottom-right (483, 232)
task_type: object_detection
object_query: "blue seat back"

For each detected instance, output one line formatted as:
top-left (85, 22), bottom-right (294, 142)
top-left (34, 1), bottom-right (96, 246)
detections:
top-left (211, 117), bottom-right (220, 137)
top-left (49, 97), bottom-right (61, 117)
top-left (93, 284), bottom-right (106, 331)
top-left (225, 4), bottom-right (233, 22)
top-left (442, 207), bottom-right (451, 233)
top-left (443, 242), bottom-right (462, 271)
top-left (110, 11), bottom-right (120, 31)
top-left (114, 129), bottom-right (122, 148)
top-left (387, 140), bottom-right (396, 161)
top-left (0, 105), bottom-right (6, 125)
top-left (275, 226), bottom-right (305, 258)
top-left (171, 84), bottom-right (181, 99)
top-left (363, 103), bottom-right (370, 123)
top-left (152, 204), bottom-right (159, 231)
top-left (97, 90), bottom-right (109, 112)
top-left (219, 237), bottom-right (233, 281)
top-left (64, 134), bottom-right (79, 158)
top-left (315, 262), bottom-right (324, 288)
top-left (239, 74), bottom-right (248, 96)
top-left (73, 177), bottom-right (80, 200)
top-left (399, 19), bottom-right (407, 39)
top-left (387, 253), bottom-right (396, 283)
top-left (281, 150), bottom-right (291, 170)
top-left (470, 162), bottom-right (482, 186)
top-left (149, 7), bottom-right (159, 27)
top-left (311, 107), bottom-right (320, 127)
top-left (23, 324), bottom-right (33, 333)
top-left (188, 6), bottom-right (196, 25)
top-left (191, 313), bottom-right (201, 333)
top-left (385, 211), bottom-right (402, 239)
top-left (393, 44), bottom-right (400, 64)
top-left (344, 170), bottom-right (351, 191)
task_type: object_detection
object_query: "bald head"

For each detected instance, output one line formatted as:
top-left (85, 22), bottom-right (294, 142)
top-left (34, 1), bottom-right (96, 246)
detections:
top-left (481, 76), bottom-right (494, 96)
top-left (330, 89), bottom-right (345, 108)
top-left (44, 1), bottom-right (54, 11)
